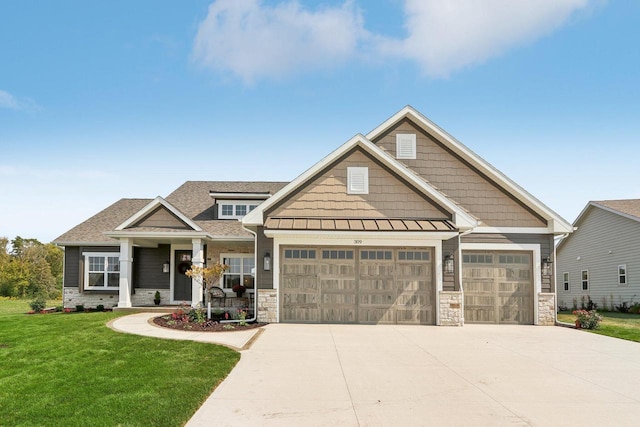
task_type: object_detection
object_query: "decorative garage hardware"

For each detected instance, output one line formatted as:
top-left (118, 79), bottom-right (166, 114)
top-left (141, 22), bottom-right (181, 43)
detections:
top-left (162, 261), bottom-right (170, 273)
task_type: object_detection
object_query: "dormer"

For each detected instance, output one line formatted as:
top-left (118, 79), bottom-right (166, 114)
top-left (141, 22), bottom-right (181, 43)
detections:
top-left (210, 191), bottom-right (272, 220)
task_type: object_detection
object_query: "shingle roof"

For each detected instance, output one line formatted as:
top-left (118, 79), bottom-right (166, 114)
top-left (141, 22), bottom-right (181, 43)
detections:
top-left (53, 199), bottom-right (153, 244)
top-left (166, 181), bottom-right (289, 237)
top-left (53, 182), bottom-right (290, 244)
top-left (592, 199), bottom-right (640, 221)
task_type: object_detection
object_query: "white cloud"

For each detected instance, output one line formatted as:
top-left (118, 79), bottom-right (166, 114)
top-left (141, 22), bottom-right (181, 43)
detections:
top-left (0, 89), bottom-right (40, 111)
top-left (192, 0), bottom-right (367, 83)
top-left (385, 0), bottom-right (593, 77)
top-left (192, 0), bottom-right (595, 81)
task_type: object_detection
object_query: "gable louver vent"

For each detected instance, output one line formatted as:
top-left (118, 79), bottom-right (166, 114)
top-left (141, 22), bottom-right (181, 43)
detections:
top-left (396, 134), bottom-right (417, 159)
top-left (347, 167), bottom-right (369, 194)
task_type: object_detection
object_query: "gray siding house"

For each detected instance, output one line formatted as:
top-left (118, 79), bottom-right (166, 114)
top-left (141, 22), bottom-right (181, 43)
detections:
top-left (556, 200), bottom-right (640, 311)
top-left (54, 106), bottom-right (572, 326)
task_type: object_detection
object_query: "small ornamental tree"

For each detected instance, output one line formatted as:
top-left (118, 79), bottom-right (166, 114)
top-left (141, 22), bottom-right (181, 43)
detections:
top-left (185, 263), bottom-right (229, 303)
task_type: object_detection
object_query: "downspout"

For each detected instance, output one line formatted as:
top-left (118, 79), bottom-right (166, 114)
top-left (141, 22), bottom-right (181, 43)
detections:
top-left (554, 233), bottom-right (573, 328)
top-left (219, 224), bottom-right (259, 324)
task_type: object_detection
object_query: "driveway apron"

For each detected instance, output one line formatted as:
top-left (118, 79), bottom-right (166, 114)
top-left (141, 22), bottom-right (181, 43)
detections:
top-left (187, 324), bottom-right (640, 426)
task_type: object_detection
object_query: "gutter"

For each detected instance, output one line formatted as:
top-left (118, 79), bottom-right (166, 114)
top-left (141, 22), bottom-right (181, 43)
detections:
top-left (553, 233), bottom-right (572, 327)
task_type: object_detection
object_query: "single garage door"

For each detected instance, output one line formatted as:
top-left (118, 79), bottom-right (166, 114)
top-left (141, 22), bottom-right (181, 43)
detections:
top-left (281, 247), bottom-right (434, 324)
top-left (462, 251), bottom-right (533, 324)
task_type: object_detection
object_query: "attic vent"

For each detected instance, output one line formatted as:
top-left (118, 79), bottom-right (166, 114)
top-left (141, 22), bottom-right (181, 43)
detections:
top-left (347, 167), bottom-right (369, 194)
top-left (396, 134), bottom-right (416, 159)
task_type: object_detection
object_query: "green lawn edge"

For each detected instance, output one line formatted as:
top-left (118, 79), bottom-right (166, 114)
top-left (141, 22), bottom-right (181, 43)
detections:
top-left (557, 311), bottom-right (640, 343)
top-left (0, 298), bottom-right (240, 427)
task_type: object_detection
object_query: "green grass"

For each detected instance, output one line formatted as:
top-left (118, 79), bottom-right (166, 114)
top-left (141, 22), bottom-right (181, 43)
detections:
top-left (558, 310), bottom-right (640, 343)
top-left (0, 298), bottom-right (240, 426)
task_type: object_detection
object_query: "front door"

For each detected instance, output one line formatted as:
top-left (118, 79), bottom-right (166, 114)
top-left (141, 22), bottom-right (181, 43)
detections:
top-left (174, 250), bottom-right (192, 302)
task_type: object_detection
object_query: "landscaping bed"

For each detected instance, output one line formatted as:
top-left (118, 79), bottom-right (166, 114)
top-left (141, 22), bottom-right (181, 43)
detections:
top-left (153, 314), bottom-right (266, 332)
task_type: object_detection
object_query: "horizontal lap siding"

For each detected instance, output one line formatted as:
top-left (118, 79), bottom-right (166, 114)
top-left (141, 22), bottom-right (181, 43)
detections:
top-left (133, 245), bottom-right (170, 289)
top-left (557, 207), bottom-right (640, 309)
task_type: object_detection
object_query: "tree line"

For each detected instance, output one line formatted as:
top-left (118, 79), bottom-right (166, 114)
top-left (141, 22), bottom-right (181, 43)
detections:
top-left (0, 236), bottom-right (63, 299)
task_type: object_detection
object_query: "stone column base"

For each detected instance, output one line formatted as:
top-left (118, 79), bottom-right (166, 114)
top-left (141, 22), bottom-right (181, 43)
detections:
top-left (537, 293), bottom-right (555, 326)
top-left (439, 291), bottom-right (463, 326)
top-left (257, 289), bottom-right (278, 323)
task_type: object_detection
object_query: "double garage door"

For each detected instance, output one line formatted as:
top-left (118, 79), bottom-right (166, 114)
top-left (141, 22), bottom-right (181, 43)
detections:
top-left (462, 251), bottom-right (533, 324)
top-left (281, 247), bottom-right (434, 324)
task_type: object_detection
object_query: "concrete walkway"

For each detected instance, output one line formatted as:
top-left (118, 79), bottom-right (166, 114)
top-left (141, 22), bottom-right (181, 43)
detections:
top-left (109, 312), bottom-right (261, 350)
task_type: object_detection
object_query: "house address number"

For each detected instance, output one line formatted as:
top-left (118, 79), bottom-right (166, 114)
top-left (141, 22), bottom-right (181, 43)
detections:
top-left (354, 240), bottom-right (363, 244)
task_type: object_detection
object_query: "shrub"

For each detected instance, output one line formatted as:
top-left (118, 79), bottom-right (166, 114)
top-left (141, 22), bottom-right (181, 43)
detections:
top-left (29, 296), bottom-right (47, 312)
top-left (96, 304), bottom-right (104, 312)
top-left (75, 304), bottom-right (84, 312)
top-left (573, 309), bottom-right (602, 329)
top-left (615, 301), bottom-right (631, 313)
top-left (586, 295), bottom-right (597, 311)
top-left (630, 303), bottom-right (640, 315)
top-left (188, 308), bottom-right (206, 324)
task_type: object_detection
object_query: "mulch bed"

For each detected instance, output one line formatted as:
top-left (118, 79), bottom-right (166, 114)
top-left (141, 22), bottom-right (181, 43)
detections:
top-left (153, 315), bottom-right (267, 332)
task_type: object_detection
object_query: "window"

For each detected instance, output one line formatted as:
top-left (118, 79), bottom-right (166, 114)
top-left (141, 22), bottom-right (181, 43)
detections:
top-left (322, 250), bottom-right (354, 260)
top-left (581, 270), bottom-right (589, 291)
top-left (221, 254), bottom-right (255, 290)
top-left (347, 167), bottom-right (368, 194)
top-left (498, 254), bottom-right (529, 265)
top-left (398, 251), bottom-right (430, 261)
top-left (360, 250), bottom-right (393, 260)
top-left (563, 272), bottom-right (569, 292)
top-left (284, 249), bottom-right (316, 259)
top-left (218, 201), bottom-right (260, 219)
top-left (83, 252), bottom-right (119, 290)
top-left (396, 134), bottom-right (416, 159)
top-left (618, 265), bottom-right (627, 285)
top-left (463, 254), bottom-right (493, 264)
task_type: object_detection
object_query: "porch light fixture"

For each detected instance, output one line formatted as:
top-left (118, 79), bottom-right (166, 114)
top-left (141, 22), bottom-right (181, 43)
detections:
top-left (542, 257), bottom-right (552, 276)
top-left (444, 254), bottom-right (454, 274)
top-left (263, 252), bottom-right (271, 271)
top-left (162, 261), bottom-right (170, 273)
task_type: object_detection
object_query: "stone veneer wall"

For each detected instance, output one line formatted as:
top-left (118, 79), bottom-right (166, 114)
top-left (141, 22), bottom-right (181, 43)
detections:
top-left (64, 288), bottom-right (170, 309)
top-left (257, 289), bottom-right (278, 323)
top-left (439, 291), bottom-right (463, 326)
top-left (537, 293), bottom-right (556, 326)
top-left (64, 288), bottom-right (118, 309)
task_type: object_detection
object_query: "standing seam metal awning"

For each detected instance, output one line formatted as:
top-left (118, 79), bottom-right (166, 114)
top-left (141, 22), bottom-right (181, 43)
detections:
top-left (264, 217), bottom-right (456, 232)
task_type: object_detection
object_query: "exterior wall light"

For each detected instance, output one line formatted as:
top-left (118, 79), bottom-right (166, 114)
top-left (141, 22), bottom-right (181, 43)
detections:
top-left (542, 257), bottom-right (552, 276)
top-left (263, 252), bottom-right (271, 271)
top-left (444, 254), bottom-right (454, 274)
top-left (162, 261), bottom-right (170, 273)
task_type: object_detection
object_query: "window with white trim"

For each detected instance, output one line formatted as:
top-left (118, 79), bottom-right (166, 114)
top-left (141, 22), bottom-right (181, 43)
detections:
top-left (618, 264), bottom-right (627, 285)
top-left (347, 167), bottom-right (368, 194)
top-left (396, 134), bottom-right (416, 159)
top-left (221, 254), bottom-right (255, 290)
top-left (83, 252), bottom-right (120, 290)
top-left (218, 201), bottom-right (260, 219)
top-left (563, 272), bottom-right (569, 292)
top-left (581, 270), bottom-right (589, 291)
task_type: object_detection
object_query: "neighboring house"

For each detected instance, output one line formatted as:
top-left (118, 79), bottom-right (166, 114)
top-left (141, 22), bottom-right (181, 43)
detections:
top-left (54, 106), bottom-right (572, 325)
top-left (556, 200), bottom-right (640, 311)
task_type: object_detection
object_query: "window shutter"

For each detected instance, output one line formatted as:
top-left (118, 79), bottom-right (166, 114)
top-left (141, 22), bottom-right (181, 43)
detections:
top-left (348, 167), bottom-right (368, 194)
top-left (396, 134), bottom-right (416, 159)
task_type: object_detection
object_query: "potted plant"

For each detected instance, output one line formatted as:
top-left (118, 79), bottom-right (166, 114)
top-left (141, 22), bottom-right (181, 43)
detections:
top-left (154, 291), bottom-right (161, 306)
top-left (232, 283), bottom-right (246, 298)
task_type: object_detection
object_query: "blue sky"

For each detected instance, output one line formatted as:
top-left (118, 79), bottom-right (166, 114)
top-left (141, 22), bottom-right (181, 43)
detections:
top-left (1, 0), bottom-right (638, 243)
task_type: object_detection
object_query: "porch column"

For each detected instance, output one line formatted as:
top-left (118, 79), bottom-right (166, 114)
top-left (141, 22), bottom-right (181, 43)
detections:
top-left (118, 238), bottom-right (133, 308)
top-left (191, 238), bottom-right (204, 307)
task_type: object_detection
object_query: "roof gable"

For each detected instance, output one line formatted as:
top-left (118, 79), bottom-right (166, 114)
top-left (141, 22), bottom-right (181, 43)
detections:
top-left (367, 106), bottom-right (572, 234)
top-left (243, 133), bottom-right (477, 230)
top-left (115, 197), bottom-right (202, 232)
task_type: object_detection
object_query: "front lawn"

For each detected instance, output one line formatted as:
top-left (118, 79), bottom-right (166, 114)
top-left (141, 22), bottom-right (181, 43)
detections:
top-left (558, 311), bottom-right (640, 343)
top-left (0, 298), bottom-right (240, 426)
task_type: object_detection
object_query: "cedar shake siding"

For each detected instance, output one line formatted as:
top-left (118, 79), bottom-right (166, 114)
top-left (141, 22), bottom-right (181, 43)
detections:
top-left (372, 119), bottom-right (546, 228)
top-left (132, 245), bottom-right (171, 289)
top-left (269, 148), bottom-right (450, 220)
top-left (131, 207), bottom-right (191, 230)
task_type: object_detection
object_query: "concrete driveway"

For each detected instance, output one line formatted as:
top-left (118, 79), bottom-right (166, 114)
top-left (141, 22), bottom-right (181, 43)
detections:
top-left (187, 324), bottom-right (640, 426)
